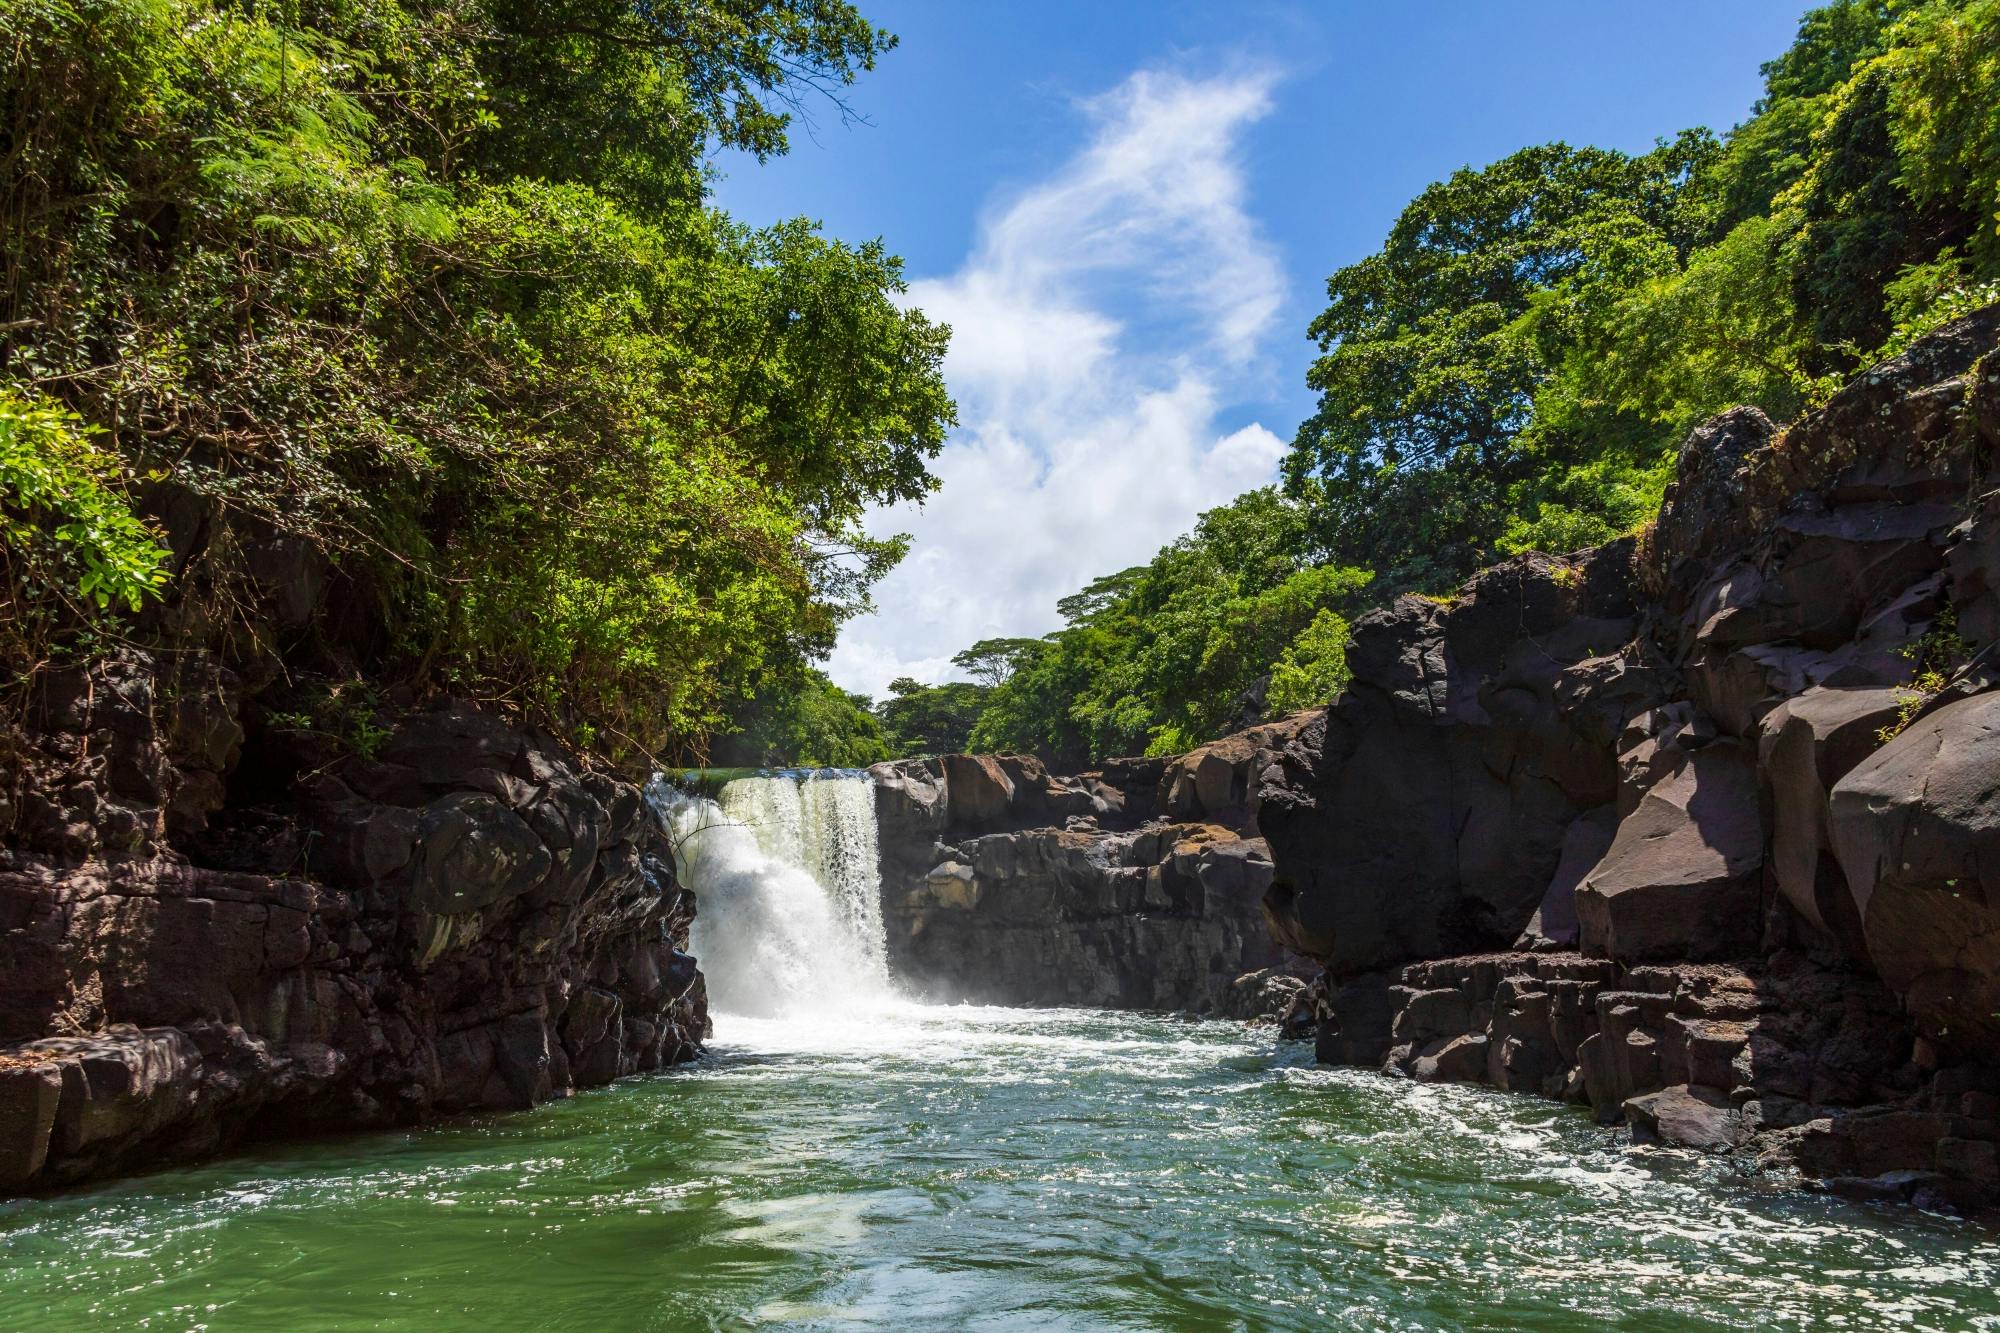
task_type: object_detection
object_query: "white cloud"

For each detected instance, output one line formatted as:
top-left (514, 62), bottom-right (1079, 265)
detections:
top-left (827, 65), bottom-right (1290, 699)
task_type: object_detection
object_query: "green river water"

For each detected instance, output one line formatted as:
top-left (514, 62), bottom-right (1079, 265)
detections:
top-left (1, 1003), bottom-right (1995, 1332)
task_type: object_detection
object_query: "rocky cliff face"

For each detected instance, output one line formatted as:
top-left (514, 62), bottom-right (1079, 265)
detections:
top-left (1257, 306), bottom-right (2000, 1207)
top-left (870, 739), bottom-right (1306, 1013)
top-left (0, 661), bottom-right (708, 1193)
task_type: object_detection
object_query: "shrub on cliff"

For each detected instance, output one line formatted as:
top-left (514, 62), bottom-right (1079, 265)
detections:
top-left (0, 388), bottom-right (169, 680)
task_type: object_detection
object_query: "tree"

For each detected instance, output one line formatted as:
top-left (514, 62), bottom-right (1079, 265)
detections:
top-left (949, 638), bottom-right (1042, 688)
top-left (0, 0), bottom-right (953, 763)
top-left (1266, 610), bottom-right (1353, 715)
top-left (966, 490), bottom-right (1372, 763)
top-left (876, 677), bottom-right (991, 756)
top-left (1284, 134), bottom-right (1721, 596)
top-left (714, 669), bottom-right (889, 768)
top-left (1285, 0), bottom-right (2000, 603)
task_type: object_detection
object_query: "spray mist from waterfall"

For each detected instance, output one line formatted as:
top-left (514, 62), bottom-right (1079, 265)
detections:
top-left (647, 772), bottom-right (893, 1018)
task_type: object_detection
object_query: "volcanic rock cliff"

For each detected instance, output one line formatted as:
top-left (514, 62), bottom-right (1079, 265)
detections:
top-left (0, 587), bottom-right (708, 1190)
top-left (870, 741), bottom-right (1304, 1013)
top-left (1255, 307), bottom-right (2000, 1208)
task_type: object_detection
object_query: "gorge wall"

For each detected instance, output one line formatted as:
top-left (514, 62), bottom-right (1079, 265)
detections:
top-left (1255, 306), bottom-right (2000, 1208)
top-left (0, 671), bottom-right (708, 1194)
top-left (870, 741), bottom-right (1303, 1014)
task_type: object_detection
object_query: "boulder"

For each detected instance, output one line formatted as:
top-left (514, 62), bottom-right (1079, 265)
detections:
top-left (1413, 1033), bottom-right (1490, 1083)
top-left (408, 793), bottom-right (553, 916)
top-left (1221, 968), bottom-right (1309, 1023)
top-left (0, 1060), bottom-right (63, 1188)
top-left (1625, 1084), bottom-right (1748, 1152)
top-left (1758, 686), bottom-right (1902, 951)
top-left (1576, 741), bottom-right (1764, 962)
top-left (1829, 690), bottom-right (2000, 1057)
top-left (939, 754), bottom-right (1016, 834)
top-left (1517, 806), bottom-right (1617, 950)
top-left (1158, 717), bottom-right (1308, 825)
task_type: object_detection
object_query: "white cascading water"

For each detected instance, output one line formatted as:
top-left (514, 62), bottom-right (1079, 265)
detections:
top-left (647, 772), bottom-right (892, 1018)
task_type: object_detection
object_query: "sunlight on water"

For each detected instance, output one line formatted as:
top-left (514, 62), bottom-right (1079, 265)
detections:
top-left (3, 1007), bottom-right (1998, 1331)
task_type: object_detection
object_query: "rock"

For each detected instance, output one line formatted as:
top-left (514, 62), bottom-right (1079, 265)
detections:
top-left (939, 754), bottom-right (1016, 833)
top-left (1221, 968), bottom-right (1308, 1023)
top-left (1517, 806), bottom-right (1617, 950)
top-left (1159, 717), bottom-right (1308, 825)
top-left (1413, 1033), bottom-right (1489, 1083)
top-left (1259, 545), bottom-right (1646, 977)
top-left (877, 819), bottom-right (1287, 1012)
top-left (1649, 408), bottom-right (1777, 591)
top-left (1829, 690), bottom-right (2000, 1058)
top-left (0, 1060), bottom-right (63, 1188)
top-left (922, 861), bottom-right (979, 910)
top-left (1257, 310), bottom-right (2000, 1209)
top-left (408, 793), bottom-right (553, 915)
top-left (1575, 741), bottom-right (1764, 962)
top-left (1314, 970), bottom-right (1399, 1066)
top-left (1625, 1084), bottom-right (1748, 1152)
top-left (0, 691), bottom-right (707, 1192)
top-left (1937, 1137), bottom-right (2000, 1185)
top-left (1391, 988), bottom-right (1472, 1043)
top-left (1759, 686), bottom-right (1903, 952)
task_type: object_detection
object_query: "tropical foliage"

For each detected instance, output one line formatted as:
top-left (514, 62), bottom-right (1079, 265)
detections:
top-left (962, 490), bottom-right (1372, 767)
top-left (1285, 0), bottom-right (2000, 597)
top-left (0, 0), bottom-right (952, 761)
top-left (904, 0), bottom-right (2000, 768)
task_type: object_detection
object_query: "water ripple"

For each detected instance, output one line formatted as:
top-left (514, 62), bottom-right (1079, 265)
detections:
top-left (3, 1003), bottom-right (1998, 1331)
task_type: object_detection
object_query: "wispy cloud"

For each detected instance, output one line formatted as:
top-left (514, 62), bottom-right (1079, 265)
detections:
top-left (828, 65), bottom-right (1290, 699)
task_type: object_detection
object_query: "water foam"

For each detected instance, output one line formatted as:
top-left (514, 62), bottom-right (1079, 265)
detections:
top-left (648, 771), bottom-right (893, 1018)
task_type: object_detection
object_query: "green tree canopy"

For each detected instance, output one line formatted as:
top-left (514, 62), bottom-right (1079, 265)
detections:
top-left (1285, 0), bottom-right (2000, 598)
top-left (875, 677), bottom-right (991, 757)
top-left (1, 0), bottom-right (953, 763)
top-left (712, 668), bottom-right (888, 769)
top-left (968, 490), bottom-right (1372, 765)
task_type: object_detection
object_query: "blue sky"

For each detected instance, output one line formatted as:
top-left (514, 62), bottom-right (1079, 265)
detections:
top-left (712, 1), bottom-right (1816, 698)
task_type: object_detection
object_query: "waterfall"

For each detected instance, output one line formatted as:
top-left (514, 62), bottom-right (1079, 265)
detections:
top-left (647, 771), bottom-right (891, 1018)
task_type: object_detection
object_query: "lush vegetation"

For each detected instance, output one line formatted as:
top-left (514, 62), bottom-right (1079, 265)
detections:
top-left (951, 489), bottom-right (1371, 768)
top-left (0, 0), bottom-right (952, 762)
top-left (1288, 0), bottom-right (2000, 595)
top-left (0, 388), bottom-right (172, 672)
top-left (12, 0), bottom-right (1996, 773)
top-left (892, 0), bottom-right (2000, 768)
top-left (710, 667), bottom-right (889, 769)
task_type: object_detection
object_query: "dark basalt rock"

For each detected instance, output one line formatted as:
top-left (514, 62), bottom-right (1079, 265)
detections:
top-left (1830, 689), bottom-right (2000, 1060)
top-left (878, 820), bottom-right (1289, 1012)
top-left (1759, 685), bottom-right (1904, 955)
top-left (1626, 1084), bottom-right (1748, 1153)
top-left (869, 727), bottom-right (1311, 1013)
top-left (1340, 948), bottom-right (1996, 1194)
top-left (1258, 543), bottom-right (1645, 975)
top-left (1255, 306), bottom-right (2000, 1207)
top-left (1576, 740), bottom-right (1765, 962)
top-left (0, 686), bottom-right (708, 1193)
